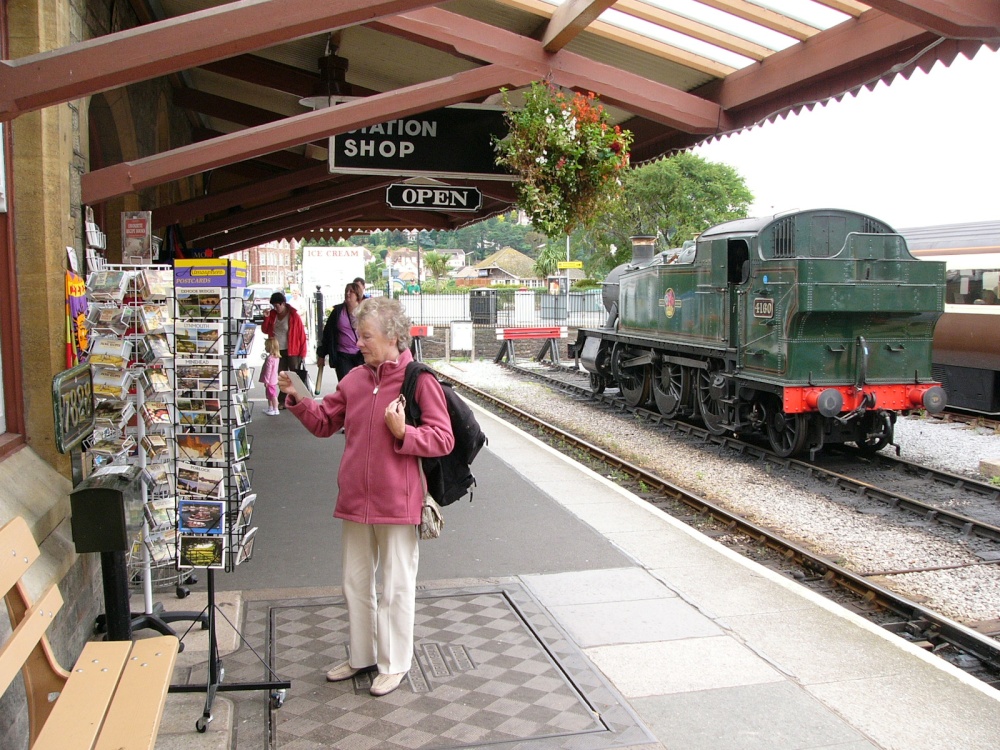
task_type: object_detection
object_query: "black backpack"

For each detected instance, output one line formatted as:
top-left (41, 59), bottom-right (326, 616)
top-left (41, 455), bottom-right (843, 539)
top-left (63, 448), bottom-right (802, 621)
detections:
top-left (401, 362), bottom-right (487, 506)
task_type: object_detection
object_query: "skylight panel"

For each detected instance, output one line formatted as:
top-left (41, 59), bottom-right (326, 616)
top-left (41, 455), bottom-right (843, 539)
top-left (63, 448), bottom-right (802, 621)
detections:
top-left (751, 0), bottom-right (850, 29)
top-left (602, 8), bottom-right (755, 69)
top-left (642, 0), bottom-right (798, 50)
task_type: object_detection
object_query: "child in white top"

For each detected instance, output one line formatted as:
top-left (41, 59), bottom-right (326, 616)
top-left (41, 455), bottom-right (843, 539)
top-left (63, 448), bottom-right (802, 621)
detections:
top-left (260, 337), bottom-right (281, 416)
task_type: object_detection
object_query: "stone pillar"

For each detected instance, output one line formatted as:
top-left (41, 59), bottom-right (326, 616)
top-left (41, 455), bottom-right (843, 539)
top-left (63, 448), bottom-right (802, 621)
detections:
top-left (10, 0), bottom-right (79, 475)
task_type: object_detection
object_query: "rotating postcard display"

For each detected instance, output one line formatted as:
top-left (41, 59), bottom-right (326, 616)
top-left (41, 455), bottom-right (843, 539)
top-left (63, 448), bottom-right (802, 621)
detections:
top-left (84, 263), bottom-right (177, 569)
top-left (173, 259), bottom-right (258, 571)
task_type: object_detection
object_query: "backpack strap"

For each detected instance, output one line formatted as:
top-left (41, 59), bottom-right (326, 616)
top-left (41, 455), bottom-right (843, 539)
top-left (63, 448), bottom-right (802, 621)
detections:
top-left (402, 361), bottom-right (433, 426)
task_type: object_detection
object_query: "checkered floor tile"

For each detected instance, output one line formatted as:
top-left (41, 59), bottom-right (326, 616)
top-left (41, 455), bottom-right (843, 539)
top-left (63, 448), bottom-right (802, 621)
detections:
top-left (217, 583), bottom-right (653, 749)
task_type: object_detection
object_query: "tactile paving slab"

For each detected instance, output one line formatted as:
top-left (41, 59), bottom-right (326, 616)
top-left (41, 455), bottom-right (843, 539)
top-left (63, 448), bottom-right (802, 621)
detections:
top-left (229, 582), bottom-right (654, 749)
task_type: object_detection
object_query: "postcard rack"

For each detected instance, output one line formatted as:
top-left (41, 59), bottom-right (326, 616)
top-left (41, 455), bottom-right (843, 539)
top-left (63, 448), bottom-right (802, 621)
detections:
top-left (168, 259), bottom-right (289, 730)
top-left (84, 263), bottom-right (207, 637)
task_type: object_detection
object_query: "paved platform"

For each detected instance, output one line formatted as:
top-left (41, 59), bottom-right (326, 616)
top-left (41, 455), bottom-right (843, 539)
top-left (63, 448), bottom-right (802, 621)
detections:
top-left (146, 380), bottom-right (1000, 750)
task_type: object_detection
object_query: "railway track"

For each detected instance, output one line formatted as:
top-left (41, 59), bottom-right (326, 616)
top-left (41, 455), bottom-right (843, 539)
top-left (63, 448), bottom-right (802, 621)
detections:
top-left (506, 361), bottom-right (1000, 547)
top-left (436, 363), bottom-right (1000, 688)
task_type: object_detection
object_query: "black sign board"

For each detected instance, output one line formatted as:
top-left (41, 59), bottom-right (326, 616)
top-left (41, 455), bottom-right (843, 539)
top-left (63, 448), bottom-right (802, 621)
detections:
top-left (330, 105), bottom-right (512, 180)
top-left (386, 184), bottom-right (483, 212)
top-left (52, 363), bottom-right (94, 453)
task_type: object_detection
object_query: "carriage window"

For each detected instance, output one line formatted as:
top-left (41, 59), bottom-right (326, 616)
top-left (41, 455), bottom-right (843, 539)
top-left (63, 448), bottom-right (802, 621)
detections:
top-left (946, 269), bottom-right (1000, 305)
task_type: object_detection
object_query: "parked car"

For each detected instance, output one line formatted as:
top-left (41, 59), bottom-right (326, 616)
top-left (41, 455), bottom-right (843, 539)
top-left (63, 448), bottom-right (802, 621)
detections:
top-left (248, 285), bottom-right (278, 324)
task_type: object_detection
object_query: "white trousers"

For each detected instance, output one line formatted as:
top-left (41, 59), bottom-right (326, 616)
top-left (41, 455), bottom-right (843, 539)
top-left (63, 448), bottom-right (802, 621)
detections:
top-left (341, 520), bottom-right (419, 675)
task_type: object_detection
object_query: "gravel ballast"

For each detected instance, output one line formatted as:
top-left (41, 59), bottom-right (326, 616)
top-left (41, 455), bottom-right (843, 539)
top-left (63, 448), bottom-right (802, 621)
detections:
top-left (438, 360), bottom-right (1000, 626)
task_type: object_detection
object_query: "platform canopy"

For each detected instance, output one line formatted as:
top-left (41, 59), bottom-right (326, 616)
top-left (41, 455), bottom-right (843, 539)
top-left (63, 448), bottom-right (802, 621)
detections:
top-left (2, 0), bottom-right (997, 252)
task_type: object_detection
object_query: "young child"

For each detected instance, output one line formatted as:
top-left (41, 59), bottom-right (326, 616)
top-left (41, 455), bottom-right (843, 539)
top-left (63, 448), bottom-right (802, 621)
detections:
top-left (260, 337), bottom-right (281, 416)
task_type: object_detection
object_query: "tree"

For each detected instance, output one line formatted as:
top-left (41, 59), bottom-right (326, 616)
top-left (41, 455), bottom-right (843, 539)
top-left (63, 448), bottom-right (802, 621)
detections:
top-left (365, 258), bottom-right (385, 286)
top-left (588, 152), bottom-right (753, 275)
top-left (532, 242), bottom-right (563, 279)
top-left (422, 251), bottom-right (450, 283)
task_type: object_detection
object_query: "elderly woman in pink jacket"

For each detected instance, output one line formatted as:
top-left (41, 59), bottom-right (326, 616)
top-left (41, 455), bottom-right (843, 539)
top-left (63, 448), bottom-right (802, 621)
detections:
top-left (279, 297), bottom-right (453, 697)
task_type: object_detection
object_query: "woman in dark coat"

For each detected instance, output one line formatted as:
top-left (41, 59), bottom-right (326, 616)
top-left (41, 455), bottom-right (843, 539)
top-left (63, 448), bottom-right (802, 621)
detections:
top-left (317, 282), bottom-right (365, 383)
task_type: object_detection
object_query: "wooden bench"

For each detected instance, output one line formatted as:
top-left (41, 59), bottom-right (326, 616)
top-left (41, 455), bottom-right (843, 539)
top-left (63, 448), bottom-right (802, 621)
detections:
top-left (0, 516), bottom-right (178, 750)
top-left (494, 326), bottom-right (568, 365)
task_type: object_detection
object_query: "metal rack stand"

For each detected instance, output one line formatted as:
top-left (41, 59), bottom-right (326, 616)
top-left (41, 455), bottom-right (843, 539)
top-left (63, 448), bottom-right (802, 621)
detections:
top-left (167, 260), bottom-right (288, 730)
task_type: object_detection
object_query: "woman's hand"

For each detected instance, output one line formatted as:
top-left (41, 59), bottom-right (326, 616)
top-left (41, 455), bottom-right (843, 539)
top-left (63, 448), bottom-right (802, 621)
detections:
top-left (277, 371), bottom-right (295, 397)
top-left (385, 394), bottom-right (406, 440)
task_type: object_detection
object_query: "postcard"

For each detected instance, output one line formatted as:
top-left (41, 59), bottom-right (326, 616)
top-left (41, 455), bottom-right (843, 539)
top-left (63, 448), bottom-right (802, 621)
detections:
top-left (178, 499), bottom-right (226, 535)
top-left (232, 425), bottom-right (251, 461)
top-left (140, 401), bottom-right (171, 429)
top-left (146, 529), bottom-right (177, 565)
top-left (236, 493), bottom-right (256, 531)
top-left (175, 321), bottom-right (223, 356)
top-left (89, 337), bottom-right (132, 368)
top-left (176, 432), bottom-right (225, 462)
top-left (141, 434), bottom-right (170, 461)
top-left (232, 461), bottom-right (251, 495)
top-left (178, 535), bottom-right (225, 569)
top-left (236, 527), bottom-right (257, 565)
top-left (176, 461), bottom-right (225, 498)
top-left (144, 498), bottom-right (176, 530)
top-left (176, 288), bottom-right (223, 319)
top-left (176, 359), bottom-right (222, 392)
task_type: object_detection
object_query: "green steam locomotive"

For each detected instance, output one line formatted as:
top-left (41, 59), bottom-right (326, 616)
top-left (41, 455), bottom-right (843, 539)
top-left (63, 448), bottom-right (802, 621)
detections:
top-left (574, 208), bottom-right (947, 457)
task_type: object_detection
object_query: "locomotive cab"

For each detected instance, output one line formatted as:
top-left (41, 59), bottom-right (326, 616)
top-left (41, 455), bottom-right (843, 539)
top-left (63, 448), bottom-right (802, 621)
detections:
top-left (576, 209), bottom-right (947, 457)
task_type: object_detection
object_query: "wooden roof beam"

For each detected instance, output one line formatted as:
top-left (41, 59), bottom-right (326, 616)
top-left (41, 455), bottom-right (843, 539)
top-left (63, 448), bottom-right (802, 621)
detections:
top-left (82, 64), bottom-right (532, 205)
top-left (540, 0), bottom-right (617, 51)
top-left (0, 0), bottom-right (442, 120)
top-left (152, 163), bottom-right (332, 228)
top-left (702, 10), bottom-right (934, 112)
top-left (187, 176), bottom-right (394, 242)
top-left (373, 9), bottom-right (722, 132)
top-left (862, 0), bottom-right (1000, 39)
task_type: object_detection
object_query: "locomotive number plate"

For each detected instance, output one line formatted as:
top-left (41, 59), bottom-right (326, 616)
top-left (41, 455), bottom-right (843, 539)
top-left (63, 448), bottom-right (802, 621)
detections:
top-left (753, 297), bottom-right (774, 319)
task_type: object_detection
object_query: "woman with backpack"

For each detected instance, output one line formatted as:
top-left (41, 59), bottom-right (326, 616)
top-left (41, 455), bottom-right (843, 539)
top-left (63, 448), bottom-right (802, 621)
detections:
top-left (279, 297), bottom-right (454, 697)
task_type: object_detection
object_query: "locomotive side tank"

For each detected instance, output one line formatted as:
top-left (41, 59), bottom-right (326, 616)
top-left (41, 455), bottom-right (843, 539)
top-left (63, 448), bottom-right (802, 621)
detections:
top-left (576, 209), bottom-right (947, 457)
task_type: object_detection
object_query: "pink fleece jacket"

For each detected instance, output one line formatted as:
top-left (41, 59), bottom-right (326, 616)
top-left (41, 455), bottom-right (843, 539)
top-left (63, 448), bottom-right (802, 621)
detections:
top-left (286, 349), bottom-right (454, 525)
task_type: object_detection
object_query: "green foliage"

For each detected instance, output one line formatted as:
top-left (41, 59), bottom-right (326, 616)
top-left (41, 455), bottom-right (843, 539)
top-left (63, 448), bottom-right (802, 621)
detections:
top-left (533, 243), bottom-right (564, 279)
top-left (495, 82), bottom-right (632, 238)
top-left (421, 250), bottom-right (450, 282)
top-left (365, 259), bottom-right (385, 286)
top-left (587, 151), bottom-right (753, 275)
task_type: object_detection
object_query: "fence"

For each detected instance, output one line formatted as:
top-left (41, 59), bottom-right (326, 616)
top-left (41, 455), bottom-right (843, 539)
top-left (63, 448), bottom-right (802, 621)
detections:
top-left (384, 289), bottom-right (606, 329)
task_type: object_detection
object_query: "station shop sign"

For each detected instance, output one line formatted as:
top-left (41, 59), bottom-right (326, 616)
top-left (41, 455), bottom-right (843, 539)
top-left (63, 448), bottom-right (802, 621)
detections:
top-left (329, 105), bottom-right (512, 181)
top-left (386, 184), bottom-right (482, 212)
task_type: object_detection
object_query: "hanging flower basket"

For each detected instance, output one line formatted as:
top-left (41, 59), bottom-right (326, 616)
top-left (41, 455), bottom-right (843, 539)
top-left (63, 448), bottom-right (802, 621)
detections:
top-left (494, 82), bottom-right (632, 238)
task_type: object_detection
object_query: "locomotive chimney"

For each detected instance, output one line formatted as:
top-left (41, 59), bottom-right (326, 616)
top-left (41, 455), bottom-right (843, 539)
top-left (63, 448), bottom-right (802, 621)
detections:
top-left (629, 235), bottom-right (656, 266)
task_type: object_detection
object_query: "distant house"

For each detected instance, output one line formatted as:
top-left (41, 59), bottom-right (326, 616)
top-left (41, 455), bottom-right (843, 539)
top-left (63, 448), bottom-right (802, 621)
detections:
top-left (457, 247), bottom-right (543, 288)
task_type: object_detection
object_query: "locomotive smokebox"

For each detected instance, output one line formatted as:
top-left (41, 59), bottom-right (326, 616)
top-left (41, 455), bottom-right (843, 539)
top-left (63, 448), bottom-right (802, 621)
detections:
top-left (601, 235), bottom-right (659, 322)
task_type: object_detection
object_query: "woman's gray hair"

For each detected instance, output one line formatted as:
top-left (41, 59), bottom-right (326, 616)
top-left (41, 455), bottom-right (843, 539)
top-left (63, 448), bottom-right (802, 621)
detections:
top-left (356, 297), bottom-right (412, 352)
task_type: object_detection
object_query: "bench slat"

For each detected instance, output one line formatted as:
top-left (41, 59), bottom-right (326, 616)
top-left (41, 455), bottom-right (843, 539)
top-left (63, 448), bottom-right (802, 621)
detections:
top-left (0, 516), bottom-right (40, 596)
top-left (33, 640), bottom-right (132, 750)
top-left (0, 583), bottom-right (63, 694)
top-left (94, 636), bottom-right (179, 750)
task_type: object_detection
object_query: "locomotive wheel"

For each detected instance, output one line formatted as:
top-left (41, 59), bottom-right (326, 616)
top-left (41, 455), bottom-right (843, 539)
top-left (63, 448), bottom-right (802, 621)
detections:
top-left (766, 410), bottom-right (809, 457)
top-left (620, 365), bottom-right (651, 407)
top-left (611, 346), bottom-right (650, 407)
top-left (696, 369), bottom-right (728, 435)
top-left (652, 361), bottom-right (687, 418)
top-left (854, 411), bottom-right (891, 454)
top-left (589, 372), bottom-right (606, 394)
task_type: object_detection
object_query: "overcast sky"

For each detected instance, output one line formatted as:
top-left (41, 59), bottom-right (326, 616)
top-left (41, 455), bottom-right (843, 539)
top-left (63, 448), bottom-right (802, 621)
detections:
top-left (693, 46), bottom-right (1000, 230)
